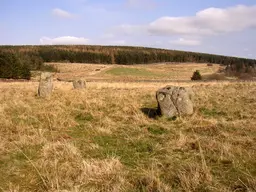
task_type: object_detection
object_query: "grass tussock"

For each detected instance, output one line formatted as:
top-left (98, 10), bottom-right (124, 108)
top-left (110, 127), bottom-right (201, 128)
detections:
top-left (38, 142), bottom-right (124, 191)
top-left (0, 81), bottom-right (255, 191)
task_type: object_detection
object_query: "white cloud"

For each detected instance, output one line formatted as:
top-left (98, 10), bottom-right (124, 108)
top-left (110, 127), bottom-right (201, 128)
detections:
top-left (170, 38), bottom-right (201, 46)
top-left (40, 36), bottom-right (90, 45)
top-left (149, 5), bottom-right (256, 36)
top-left (114, 5), bottom-right (256, 36)
top-left (148, 16), bottom-right (215, 36)
top-left (52, 8), bottom-right (76, 19)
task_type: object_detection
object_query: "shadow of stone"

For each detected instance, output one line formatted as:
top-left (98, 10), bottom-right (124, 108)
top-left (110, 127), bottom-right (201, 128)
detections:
top-left (140, 108), bottom-right (159, 119)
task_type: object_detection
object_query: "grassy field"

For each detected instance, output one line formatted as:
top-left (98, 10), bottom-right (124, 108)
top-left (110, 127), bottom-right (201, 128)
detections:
top-left (47, 62), bottom-right (222, 81)
top-left (0, 63), bottom-right (255, 191)
top-left (105, 67), bottom-right (158, 77)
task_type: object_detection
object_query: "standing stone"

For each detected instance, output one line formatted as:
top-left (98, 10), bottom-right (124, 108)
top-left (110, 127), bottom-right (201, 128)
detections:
top-left (38, 72), bottom-right (53, 97)
top-left (156, 86), bottom-right (194, 117)
top-left (73, 79), bottom-right (86, 89)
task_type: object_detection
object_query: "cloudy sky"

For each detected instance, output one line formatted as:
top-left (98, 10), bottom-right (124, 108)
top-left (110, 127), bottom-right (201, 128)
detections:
top-left (1, 0), bottom-right (256, 58)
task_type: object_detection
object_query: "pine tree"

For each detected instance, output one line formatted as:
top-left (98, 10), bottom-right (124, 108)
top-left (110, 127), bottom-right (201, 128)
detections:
top-left (191, 70), bottom-right (202, 80)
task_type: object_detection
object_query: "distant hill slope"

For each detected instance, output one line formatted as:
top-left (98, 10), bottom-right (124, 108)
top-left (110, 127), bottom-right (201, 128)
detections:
top-left (0, 45), bottom-right (256, 79)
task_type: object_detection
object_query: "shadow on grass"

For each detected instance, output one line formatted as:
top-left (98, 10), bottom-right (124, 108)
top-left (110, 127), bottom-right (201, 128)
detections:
top-left (140, 108), bottom-right (159, 119)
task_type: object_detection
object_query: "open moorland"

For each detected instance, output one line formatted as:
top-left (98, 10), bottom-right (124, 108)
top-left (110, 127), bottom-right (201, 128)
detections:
top-left (46, 62), bottom-right (222, 81)
top-left (0, 63), bottom-right (255, 192)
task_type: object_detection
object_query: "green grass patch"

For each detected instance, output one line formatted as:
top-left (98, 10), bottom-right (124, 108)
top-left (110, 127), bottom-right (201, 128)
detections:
top-left (72, 124), bottom-right (169, 168)
top-left (91, 134), bottom-right (154, 167)
top-left (106, 67), bottom-right (157, 77)
top-left (68, 124), bottom-right (91, 139)
top-left (0, 145), bottom-right (43, 191)
top-left (75, 112), bottom-right (94, 124)
top-left (199, 107), bottom-right (227, 118)
top-left (146, 124), bottom-right (168, 135)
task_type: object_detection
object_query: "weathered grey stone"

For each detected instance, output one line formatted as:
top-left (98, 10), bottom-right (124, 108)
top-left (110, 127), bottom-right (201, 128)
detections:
top-left (73, 79), bottom-right (86, 89)
top-left (156, 86), bottom-right (194, 117)
top-left (38, 72), bottom-right (53, 97)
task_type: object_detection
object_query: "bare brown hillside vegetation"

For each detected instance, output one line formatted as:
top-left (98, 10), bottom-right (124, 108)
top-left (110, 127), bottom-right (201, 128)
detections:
top-left (47, 62), bottom-right (222, 81)
top-left (0, 63), bottom-right (255, 191)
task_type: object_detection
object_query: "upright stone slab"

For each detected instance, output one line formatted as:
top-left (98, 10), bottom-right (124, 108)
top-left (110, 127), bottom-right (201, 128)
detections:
top-left (156, 86), bottom-right (194, 117)
top-left (38, 72), bottom-right (53, 97)
top-left (73, 79), bottom-right (86, 89)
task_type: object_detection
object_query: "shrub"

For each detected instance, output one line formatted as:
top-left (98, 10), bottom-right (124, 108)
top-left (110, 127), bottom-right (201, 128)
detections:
top-left (191, 70), bottom-right (202, 80)
top-left (0, 52), bottom-right (31, 80)
top-left (19, 53), bottom-right (44, 70)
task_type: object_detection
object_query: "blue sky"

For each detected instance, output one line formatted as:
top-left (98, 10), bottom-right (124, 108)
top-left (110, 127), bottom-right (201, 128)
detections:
top-left (1, 0), bottom-right (256, 58)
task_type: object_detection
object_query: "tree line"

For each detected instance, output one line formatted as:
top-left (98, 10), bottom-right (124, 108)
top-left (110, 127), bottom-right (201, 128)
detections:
top-left (1, 45), bottom-right (256, 79)
top-left (0, 50), bottom-right (57, 79)
top-left (0, 51), bottom-right (31, 79)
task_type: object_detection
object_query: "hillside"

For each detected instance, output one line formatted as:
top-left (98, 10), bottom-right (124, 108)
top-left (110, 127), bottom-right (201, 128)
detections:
top-left (49, 63), bottom-right (222, 81)
top-left (1, 45), bottom-right (256, 80)
top-left (1, 45), bottom-right (256, 65)
top-left (0, 50), bottom-right (255, 191)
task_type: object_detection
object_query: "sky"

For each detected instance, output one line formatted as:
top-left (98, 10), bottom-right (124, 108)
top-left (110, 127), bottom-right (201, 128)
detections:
top-left (1, 0), bottom-right (256, 58)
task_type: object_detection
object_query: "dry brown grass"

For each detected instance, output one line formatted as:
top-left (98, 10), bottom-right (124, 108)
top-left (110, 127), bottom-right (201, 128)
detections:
top-left (142, 63), bottom-right (221, 80)
top-left (38, 141), bottom-right (124, 191)
top-left (45, 63), bottom-right (112, 81)
top-left (0, 78), bottom-right (255, 191)
top-left (47, 62), bottom-right (222, 81)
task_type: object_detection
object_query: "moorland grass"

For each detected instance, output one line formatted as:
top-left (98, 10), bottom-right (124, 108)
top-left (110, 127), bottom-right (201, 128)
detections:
top-left (0, 81), bottom-right (255, 191)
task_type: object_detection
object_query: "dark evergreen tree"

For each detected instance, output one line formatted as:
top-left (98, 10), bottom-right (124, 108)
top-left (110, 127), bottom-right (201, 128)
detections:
top-left (191, 70), bottom-right (202, 80)
top-left (0, 52), bottom-right (31, 79)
